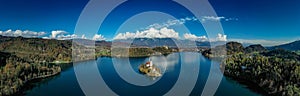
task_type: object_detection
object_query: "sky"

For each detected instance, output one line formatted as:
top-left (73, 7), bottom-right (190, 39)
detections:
top-left (0, 0), bottom-right (299, 46)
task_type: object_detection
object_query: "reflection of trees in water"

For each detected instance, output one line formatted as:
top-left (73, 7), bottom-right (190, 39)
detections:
top-left (14, 73), bottom-right (61, 96)
top-left (59, 63), bottom-right (73, 71)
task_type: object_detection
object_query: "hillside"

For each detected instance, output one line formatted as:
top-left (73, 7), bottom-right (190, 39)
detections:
top-left (0, 51), bottom-right (61, 95)
top-left (226, 42), bottom-right (245, 54)
top-left (201, 42), bottom-right (245, 58)
top-left (0, 36), bottom-right (72, 63)
top-left (269, 40), bottom-right (300, 51)
top-left (0, 36), bottom-right (81, 95)
top-left (113, 38), bottom-right (214, 48)
top-left (200, 41), bottom-right (300, 95)
top-left (244, 44), bottom-right (267, 53)
top-left (261, 49), bottom-right (300, 60)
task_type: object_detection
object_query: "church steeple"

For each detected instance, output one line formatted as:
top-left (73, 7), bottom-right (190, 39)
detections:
top-left (149, 58), bottom-right (153, 67)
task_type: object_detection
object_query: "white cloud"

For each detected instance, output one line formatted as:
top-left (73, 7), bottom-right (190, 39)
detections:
top-left (51, 30), bottom-right (67, 38)
top-left (114, 16), bottom-right (234, 41)
top-left (0, 29), bottom-right (47, 37)
top-left (228, 39), bottom-right (290, 46)
top-left (146, 17), bottom-right (198, 29)
top-left (145, 16), bottom-right (236, 30)
top-left (115, 27), bottom-right (227, 42)
top-left (114, 27), bottom-right (179, 40)
top-left (183, 33), bottom-right (227, 42)
top-left (201, 16), bottom-right (225, 22)
top-left (93, 34), bottom-right (106, 41)
top-left (42, 37), bottom-right (50, 39)
top-left (56, 34), bottom-right (78, 40)
top-left (183, 33), bottom-right (208, 41)
top-left (55, 34), bottom-right (90, 40)
top-left (216, 33), bottom-right (227, 41)
top-left (0, 29), bottom-right (107, 41)
top-left (49, 30), bottom-right (95, 40)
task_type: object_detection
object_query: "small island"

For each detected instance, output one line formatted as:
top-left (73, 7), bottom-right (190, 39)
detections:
top-left (139, 59), bottom-right (162, 77)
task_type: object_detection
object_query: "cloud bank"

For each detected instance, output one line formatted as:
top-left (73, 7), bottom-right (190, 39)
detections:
top-left (0, 16), bottom-right (234, 41)
top-left (114, 27), bottom-right (227, 42)
top-left (0, 29), bottom-right (47, 37)
top-left (114, 27), bottom-right (179, 40)
top-left (51, 30), bottom-right (67, 38)
top-left (41, 30), bottom-right (103, 41)
top-left (183, 33), bottom-right (208, 41)
top-left (93, 34), bottom-right (106, 41)
top-left (0, 29), bottom-right (107, 41)
top-left (114, 16), bottom-right (234, 41)
top-left (46, 31), bottom-right (88, 40)
top-left (183, 33), bottom-right (227, 42)
top-left (216, 33), bottom-right (227, 41)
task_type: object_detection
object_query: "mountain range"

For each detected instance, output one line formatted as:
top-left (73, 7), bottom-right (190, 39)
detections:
top-left (0, 35), bottom-right (299, 51)
top-left (268, 40), bottom-right (300, 51)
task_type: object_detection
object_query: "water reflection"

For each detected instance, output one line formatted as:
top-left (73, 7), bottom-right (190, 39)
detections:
top-left (149, 53), bottom-right (179, 73)
top-left (25, 52), bottom-right (261, 96)
top-left (112, 57), bottom-right (161, 86)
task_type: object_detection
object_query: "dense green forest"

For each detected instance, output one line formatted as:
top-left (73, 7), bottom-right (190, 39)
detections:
top-left (0, 36), bottom-right (71, 95)
top-left (0, 36), bottom-right (72, 62)
top-left (0, 36), bottom-right (96, 95)
top-left (0, 52), bottom-right (61, 95)
top-left (225, 53), bottom-right (300, 95)
top-left (202, 41), bottom-right (300, 95)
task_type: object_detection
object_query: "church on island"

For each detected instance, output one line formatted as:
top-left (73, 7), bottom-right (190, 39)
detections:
top-left (139, 58), bottom-right (162, 77)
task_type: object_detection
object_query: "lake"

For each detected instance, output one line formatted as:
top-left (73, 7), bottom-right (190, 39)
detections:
top-left (24, 52), bottom-right (261, 96)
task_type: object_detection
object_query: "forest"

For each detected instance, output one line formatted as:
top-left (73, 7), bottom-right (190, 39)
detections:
top-left (0, 36), bottom-right (71, 95)
top-left (202, 41), bottom-right (300, 95)
top-left (0, 52), bottom-right (61, 95)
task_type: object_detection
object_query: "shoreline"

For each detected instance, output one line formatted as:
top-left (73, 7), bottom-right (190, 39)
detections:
top-left (201, 54), bottom-right (269, 96)
top-left (14, 52), bottom-right (268, 96)
top-left (224, 73), bottom-right (269, 95)
top-left (12, 69), bottom-right (61, 96)
top-left (12, 52), bottom-right (176, 95)
top-left (9, 54), bottom-right (147, 95)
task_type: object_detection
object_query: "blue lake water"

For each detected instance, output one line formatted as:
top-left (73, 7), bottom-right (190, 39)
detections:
top-left (25, 52), bottom-right (261, 96)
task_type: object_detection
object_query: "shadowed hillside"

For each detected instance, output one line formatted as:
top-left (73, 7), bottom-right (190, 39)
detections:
top-left (269, 40), bottom-right (300, 51)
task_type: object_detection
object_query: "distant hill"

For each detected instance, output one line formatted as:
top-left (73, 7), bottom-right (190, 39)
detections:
top-left (202, 42), bottom-right (244, 57)
top-left (112, 38), bottom-right (225, 48)
top-left (95, 40), bottom-right (112, 47)
top-left (244, 44), bottom-right (267, 53)
top-left (269, 40), bottom-right (300, 51)
top-left (131, 38), bottom-right (177, 47)
top-left (202, 42), bottom-right (269, 57)
top-left (226, 42), bottom-right (244, 54)
top-left (261, 48), bottom-right (300, 61)
top-left (0, 36), bottom-right (72, 62)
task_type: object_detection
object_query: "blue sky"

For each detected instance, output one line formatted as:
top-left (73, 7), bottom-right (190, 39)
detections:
top-left (0, 0), bottom-right (299, 46)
